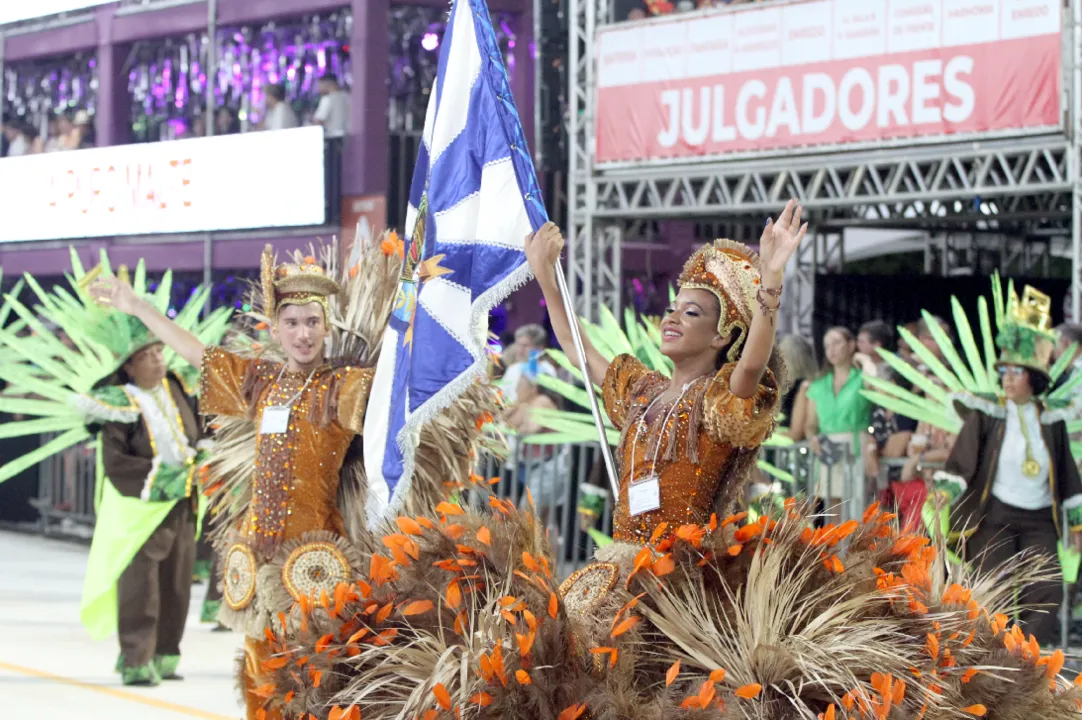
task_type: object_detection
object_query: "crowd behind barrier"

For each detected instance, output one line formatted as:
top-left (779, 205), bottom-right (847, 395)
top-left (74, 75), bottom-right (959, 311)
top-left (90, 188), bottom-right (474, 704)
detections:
top-left (16, 430), bottom-right (1081, 648)
top-left (21, 433), bottom-right (917, 576)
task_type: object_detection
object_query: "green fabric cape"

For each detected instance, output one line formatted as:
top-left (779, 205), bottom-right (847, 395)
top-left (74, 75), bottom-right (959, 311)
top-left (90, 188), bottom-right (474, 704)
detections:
top-left (79, 441), bottom-right (207, 640)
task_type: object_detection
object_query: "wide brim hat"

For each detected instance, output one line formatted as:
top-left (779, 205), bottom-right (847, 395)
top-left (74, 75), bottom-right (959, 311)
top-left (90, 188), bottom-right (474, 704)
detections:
top-left (677, 239), bottom-right (762, 363)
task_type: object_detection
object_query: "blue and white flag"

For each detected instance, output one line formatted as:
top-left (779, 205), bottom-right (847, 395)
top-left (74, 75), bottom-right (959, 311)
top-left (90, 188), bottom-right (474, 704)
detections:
top-left (363, 0), bottom-right (547, 527)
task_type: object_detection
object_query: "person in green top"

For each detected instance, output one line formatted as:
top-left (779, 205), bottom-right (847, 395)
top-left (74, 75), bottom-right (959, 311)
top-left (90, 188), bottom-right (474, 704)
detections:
top-left (805, 326), bottom-right (874, 519)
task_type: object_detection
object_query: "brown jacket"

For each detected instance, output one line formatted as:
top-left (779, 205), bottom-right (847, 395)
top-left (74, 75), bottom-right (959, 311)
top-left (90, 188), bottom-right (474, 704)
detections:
top-left (100, 375), bottom-right (202, 499)
top-left (942, 397), bottom-right (1081, 541)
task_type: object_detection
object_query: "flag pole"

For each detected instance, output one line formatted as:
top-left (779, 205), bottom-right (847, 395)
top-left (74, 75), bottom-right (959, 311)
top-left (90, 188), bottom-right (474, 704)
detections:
top-left (552, 258), bottom-right (620, 500)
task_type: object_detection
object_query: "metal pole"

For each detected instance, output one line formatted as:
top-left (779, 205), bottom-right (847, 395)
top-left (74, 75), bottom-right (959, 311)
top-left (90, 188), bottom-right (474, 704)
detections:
top-left (200, 0), bottom-right (218, 316)
top-left (1072, 0), bottom-right (1081, 322)
top-left (532, 0), bottom-right (542, 171)
top-left (206, 0), bottom-right (217, 138)
top-left (554, 258), bottom-right (619, 498)
top-left (0, 32), bottom-right (6, 137)
top-left (202, 233), bottom-right (213, 318)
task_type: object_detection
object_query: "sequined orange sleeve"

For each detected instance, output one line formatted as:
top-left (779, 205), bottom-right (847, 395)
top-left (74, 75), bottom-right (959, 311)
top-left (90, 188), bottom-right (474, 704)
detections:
top-left (199, 346), bottom-right (254, 417)
top-left (336, 367), bottom-right (376, 435)
top-left (601, 354), bottom-right (657, 430)
top-left (703, 363), bottom-right (779, 448)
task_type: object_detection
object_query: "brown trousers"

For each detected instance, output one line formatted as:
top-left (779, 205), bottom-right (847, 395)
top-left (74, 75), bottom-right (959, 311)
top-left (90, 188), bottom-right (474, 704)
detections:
top-left (967, 496), bottom-right (1063, 646)
top-left (117, 501), bottom-right (196, 666)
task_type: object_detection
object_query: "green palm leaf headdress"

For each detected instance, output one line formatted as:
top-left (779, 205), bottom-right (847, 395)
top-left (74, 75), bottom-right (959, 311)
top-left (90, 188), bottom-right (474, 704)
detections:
top-left (860, 272), bottom-right (1080, 445)
top-left (0, 249), bottom-right (232, 484)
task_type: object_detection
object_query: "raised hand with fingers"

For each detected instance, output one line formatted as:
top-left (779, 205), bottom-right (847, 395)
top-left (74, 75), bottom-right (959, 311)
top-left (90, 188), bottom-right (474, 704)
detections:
top-left (758, 198), bottom-right (808, 284)
top-left (88, 274), bottom-right (142, 316)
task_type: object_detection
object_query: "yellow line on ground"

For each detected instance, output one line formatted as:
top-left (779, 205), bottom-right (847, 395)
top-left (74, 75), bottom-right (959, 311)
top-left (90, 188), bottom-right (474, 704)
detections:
top-left (0, 660), bottom-right (237, 720)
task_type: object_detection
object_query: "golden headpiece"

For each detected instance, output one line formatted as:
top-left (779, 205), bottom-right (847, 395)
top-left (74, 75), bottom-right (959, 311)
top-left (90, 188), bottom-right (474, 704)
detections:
top-left (996, 285), bottom-right (1055, 378)
top-left (260, 245), bottom-right (341, 322)
top-left (678, 239), bottom-right (762, 362)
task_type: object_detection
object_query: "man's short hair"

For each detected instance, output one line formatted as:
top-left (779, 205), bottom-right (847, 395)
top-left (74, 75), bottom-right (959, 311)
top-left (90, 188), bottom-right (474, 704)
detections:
top-left (514, 323), bottom-right (547, 348)
top-left (915, 315), bottom-right (948, 338)
top-left (320, 73), bottom-right (340, 87)
top-left (267, 83), bottom-right (286, 102)
top-left (1057, 322), bottom-right (1082, 347)
top-left (858, 319), bottom-right (893, 349)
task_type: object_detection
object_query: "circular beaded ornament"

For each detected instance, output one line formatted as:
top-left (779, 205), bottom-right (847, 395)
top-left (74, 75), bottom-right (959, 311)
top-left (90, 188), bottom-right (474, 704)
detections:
top-left (559, 562), bottom-right (620, 618)
top-left (281, 540), bottom-right (352, 601)
top-left (223, 543), bottom-right (258, 611)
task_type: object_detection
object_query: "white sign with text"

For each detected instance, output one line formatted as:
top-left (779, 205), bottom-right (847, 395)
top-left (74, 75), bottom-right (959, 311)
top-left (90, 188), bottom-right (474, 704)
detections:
top-left (0, 127), bottom-right (327, 243)
top-left (0, 1), bottom-right (115, 26)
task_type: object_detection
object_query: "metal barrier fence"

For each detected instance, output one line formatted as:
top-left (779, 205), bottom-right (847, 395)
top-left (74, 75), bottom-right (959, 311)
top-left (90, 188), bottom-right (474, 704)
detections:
top-left (33, 435), bottom-right (96, 540)
top-left (20, 431), bottom-right (1081, 649)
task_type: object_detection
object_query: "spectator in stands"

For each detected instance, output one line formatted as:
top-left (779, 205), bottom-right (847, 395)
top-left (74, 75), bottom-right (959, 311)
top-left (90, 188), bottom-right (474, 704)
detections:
top-left (215, 107), bottom-right (240, 136)
top-left (262, 84), bottom-right (299, 131)
top-left (312, 73), bottom-right (350, 139)
top-left (628, 6), bottom-right (647, 18)
top-left (54, 112), bottom-right (76, 149)
top-left (857, 318), bottom-right (917, 483)
top-left (3, 120), bottom-right (33, 157)
top-left (912, 315), bottom-right (950, 364)
top-left (805, 327), bottom-right (874, 519)
top-left (504, 356), bottom-right (567, 517)
top-left (501, 323), bottom-right (556, 404)
top-left (1055, 322), bottom-right (1082, 377)
top-left (41, 116), bottom-right (64, 153)
top-left (893, 397), bottom-right (956, 533)
top-left (858, 320), bottom-right (892, 367)
top-left (69, 110), bottom-right (94, 149)
top-left (777, 334), bottom-right (817, 441)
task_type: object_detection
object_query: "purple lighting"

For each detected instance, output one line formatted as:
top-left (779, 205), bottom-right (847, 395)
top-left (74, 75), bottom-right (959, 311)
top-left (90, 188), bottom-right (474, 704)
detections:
top-left (421, 32), bottom-right (439, 51)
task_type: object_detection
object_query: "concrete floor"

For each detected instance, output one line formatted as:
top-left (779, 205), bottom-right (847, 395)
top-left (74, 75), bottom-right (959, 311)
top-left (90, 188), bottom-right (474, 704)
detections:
top-left (0, 530), bottom-right (243, 719)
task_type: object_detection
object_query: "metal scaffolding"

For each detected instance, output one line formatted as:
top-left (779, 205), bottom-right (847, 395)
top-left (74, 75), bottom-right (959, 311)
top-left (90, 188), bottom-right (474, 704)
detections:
top-left (567, 0), bottom-right (1082, 331)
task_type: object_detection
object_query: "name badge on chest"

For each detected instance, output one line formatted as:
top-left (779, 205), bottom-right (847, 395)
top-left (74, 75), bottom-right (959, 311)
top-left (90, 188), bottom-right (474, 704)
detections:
top-left (628, 475), bottom-right (661, 517)
top-left (260, 406), bottom-right (291, 435)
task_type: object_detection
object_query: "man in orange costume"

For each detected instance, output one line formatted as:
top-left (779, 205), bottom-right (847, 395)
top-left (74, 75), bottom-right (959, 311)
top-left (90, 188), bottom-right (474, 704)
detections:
top-left (91, 249), bottom-right (374, 719)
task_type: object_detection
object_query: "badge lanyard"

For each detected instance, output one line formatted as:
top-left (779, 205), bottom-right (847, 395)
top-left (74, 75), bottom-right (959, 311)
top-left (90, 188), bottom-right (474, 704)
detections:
top-left (259, 365), bottom-right (318, 435)
top-left (626, 378), bottom-right (701, 517)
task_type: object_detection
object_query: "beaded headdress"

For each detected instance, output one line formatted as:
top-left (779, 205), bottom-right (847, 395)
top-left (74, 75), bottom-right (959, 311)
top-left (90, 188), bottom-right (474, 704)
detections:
top-left (260, 245), bottom-right (341, 322)
top-left (996, 284), bottom-right (1055, 379)
top-left (678, 239), bottom-right (762, 363)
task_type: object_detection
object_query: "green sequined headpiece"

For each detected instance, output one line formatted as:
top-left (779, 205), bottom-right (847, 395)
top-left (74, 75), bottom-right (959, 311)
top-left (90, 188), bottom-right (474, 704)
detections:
top-left (996, 285), bottom-right (1056, 379)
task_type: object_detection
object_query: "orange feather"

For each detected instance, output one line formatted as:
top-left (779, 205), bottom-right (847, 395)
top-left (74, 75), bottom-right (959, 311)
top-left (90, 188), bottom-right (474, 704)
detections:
top-left (434, 683), bottom-right (452, 710)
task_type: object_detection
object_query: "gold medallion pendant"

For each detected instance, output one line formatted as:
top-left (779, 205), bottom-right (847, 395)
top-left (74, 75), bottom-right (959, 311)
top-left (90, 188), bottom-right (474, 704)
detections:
top-left (1023, 458), bottom-right (1042, 478)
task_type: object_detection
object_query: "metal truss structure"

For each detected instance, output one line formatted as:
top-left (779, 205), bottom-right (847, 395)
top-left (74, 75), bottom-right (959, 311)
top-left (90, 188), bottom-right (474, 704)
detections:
top-left (567, 0), bottom-right (1082, 333)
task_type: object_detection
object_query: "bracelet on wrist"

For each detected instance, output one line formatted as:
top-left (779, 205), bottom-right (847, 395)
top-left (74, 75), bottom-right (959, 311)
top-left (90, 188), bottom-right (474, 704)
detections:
top-left (756, 286), bottom-right (782, 318)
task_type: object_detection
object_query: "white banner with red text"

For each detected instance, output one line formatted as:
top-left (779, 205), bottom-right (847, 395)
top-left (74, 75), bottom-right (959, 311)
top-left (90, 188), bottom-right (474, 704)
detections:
top-left (595, 0), bottom-right (1062, 165)
top-left (0, 126), bottom-right (327, 243)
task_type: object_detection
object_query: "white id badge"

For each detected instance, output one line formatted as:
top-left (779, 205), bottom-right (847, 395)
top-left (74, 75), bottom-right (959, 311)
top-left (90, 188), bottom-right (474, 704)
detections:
top-left (260, 406), bottom-right (291, 435)
top-left (628, 476), bottom-right (661, 517)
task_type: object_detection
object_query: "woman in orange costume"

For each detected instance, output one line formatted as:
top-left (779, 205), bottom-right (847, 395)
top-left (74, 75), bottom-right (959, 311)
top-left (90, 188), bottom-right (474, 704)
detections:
top-left (525, 201), bottom-right (806, 546)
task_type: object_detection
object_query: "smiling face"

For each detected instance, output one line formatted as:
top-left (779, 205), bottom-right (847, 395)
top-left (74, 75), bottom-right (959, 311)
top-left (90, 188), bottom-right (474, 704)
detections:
top-left (823, 329), bottom-right (856, 369)
top-left (659, 288), bottom-right (727, 362)
top-left (272, 302), bottom-right (328, 370)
